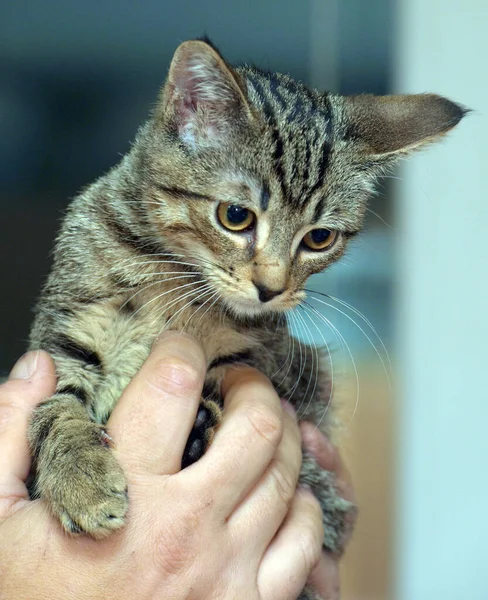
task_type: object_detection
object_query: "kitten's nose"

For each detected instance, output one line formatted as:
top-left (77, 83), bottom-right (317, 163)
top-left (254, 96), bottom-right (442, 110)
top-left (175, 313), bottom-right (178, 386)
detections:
top-left (254, 282), bottom-right (285, 303)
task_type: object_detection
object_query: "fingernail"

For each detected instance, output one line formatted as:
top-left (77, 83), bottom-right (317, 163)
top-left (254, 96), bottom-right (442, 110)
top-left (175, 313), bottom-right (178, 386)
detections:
top-left (9, 351), bottom-right (39, 380)
top-left (281, 399), bottom-right (297, 420)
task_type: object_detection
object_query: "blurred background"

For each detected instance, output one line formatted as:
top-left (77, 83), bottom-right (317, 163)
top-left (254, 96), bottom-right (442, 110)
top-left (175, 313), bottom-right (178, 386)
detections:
top-left (0, 1), bottom-right (486, 598)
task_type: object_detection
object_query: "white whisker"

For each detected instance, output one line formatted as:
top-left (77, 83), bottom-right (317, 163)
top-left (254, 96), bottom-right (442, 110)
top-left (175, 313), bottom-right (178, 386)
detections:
top-left (300, 303), bottom-right (335, 428)
top-left (306, 290), bottom-right (392, 389)
top-left (163, 285), bottom-right (215, 331)
top-left (304, 302), bottom-right (360, 432)
top-left (120, 273), bottom-right (201, 311)
top-left (132, 280), bottom-right (209, 322)
top-left (293, 307), bottom-right (318, 420)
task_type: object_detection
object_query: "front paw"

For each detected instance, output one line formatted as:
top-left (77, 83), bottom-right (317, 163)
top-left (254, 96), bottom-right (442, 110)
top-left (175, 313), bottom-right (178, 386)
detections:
top-left (35, 420), bottom-right (128, 538)
top-left (182, 399), bottom-right (222, 468)
top-left (300, 454), bottom-right (356, 555)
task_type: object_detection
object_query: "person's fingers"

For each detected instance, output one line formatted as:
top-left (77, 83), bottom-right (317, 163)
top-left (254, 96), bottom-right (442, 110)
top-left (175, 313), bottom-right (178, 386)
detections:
top-left (188, 366), bottom-right (284, 514)
top-left (300, 422), bottom-right (356, 504)
top-left (0, 351), bottom-right (56, 520)
top-left (229, 401), bottom-right (302, 550)
top-left (109, 331), bottom-right (206, 475)
top-left (306, 553), bottom-right (341, 600)
top-left (258, 486), bottom-right (323, 600)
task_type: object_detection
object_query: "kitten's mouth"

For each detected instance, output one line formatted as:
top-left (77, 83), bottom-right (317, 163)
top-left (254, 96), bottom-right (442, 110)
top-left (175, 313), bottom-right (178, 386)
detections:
top-left (224, 291), bottom-right (302, 318)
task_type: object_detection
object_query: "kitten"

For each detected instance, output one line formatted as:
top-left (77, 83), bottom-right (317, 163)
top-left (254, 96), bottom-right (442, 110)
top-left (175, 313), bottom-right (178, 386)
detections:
top-left (27, 37), bottom-right (465, 583)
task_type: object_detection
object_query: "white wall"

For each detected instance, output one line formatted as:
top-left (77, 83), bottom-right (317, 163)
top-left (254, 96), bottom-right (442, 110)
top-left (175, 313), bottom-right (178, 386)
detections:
top-left (395, 1), bottom-right (488, 599)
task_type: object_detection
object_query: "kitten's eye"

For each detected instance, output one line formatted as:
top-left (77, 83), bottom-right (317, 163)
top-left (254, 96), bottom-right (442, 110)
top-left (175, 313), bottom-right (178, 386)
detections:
top-left (217, 203), bottom-right (256, 232)
top-left (302, 229), bottom-right (338, 251)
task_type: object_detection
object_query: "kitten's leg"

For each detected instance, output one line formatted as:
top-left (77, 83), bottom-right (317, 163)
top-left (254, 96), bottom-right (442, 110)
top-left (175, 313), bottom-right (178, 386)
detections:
top-left (29, 392), bottom-right (128, 537)
top-left (181, 398), bottom-right (222, 468)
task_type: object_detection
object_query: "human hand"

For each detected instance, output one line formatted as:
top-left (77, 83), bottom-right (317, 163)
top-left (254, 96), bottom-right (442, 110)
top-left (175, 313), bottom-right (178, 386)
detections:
top-left (300, 423), bottom-right (357, 600)
top-left (0, 333), bottom-right (324, 600)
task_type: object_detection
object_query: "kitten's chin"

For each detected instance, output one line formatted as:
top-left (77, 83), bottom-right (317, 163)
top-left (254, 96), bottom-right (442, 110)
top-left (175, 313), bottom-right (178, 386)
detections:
top-left (223, 296), bottom-right (294, 319)
top-left (224, 297), bottom-right (277, 319)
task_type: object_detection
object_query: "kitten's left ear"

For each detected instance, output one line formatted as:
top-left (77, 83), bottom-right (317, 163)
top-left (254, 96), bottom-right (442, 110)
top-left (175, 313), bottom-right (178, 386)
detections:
top-left (338, 93), bottom-right (468, 157)
top-left (158, 39), bottom-right (252, 150)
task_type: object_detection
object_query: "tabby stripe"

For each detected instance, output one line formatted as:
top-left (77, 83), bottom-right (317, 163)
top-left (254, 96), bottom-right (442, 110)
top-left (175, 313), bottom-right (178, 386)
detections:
top-left (108, 217), bottom-right (164, 256)
top-left (157, 185), bottom-right (213, 202)
top-left (260, 182), bottom-right (271, 211)
top-left (119, 298), bottom-right (136, 315)
top-left (57, 385), bottom-right (88, 404)
top-left (272, 129), bottom-right (287, 198)
top-left (286, 97), bottom-right (306, 124)
top-left (303, 121), bottom-right (319, 189)
top-left (30, 418), bottom-right (53, 460)
top-left (304, 140), bottom-right (331, 206)
top-left (209, 350), bottom-right (254, 370)
top-left (247, 74), bottom-right (276, 122)
top-left (52, 335), bottom-right (103, 370)
top-left (29, 396), bottom-right (62, 458)
top-left (268, 75), bottom-right (287, 112)
top-left (323, 96), bottom-right (334, 139)
top-left (312, 197), bottom-right (326, 224)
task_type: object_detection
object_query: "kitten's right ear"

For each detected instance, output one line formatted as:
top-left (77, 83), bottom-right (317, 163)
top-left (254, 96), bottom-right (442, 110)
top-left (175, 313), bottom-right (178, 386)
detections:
top-left (158, 40), bottom-right (252, 150)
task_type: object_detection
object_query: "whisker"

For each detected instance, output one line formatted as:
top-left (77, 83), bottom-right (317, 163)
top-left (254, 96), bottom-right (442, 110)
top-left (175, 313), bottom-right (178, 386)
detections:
top-left (304, 301), bottom-right (360, 432)
top-left (119, 273), bottom-right (201, 311)
top-left (299, 303), bottom-right (334, 427)
top-left (323, 292), bottom-right (392, 373)
top-left (130, 280), bottom-right (209, 322)
top-left (365, 207), bottom-right (393, 229)
top-left (305, 289), bottom-right (392, 388)
top-left (283, 311), bottom-right (306, 405)
top-left (190, 290), bottom-right (222, 331)
top-left (293, 307), bottom-right (318, 420)
top-left (162, 285), bottom-right (215, 331)
top-left (271, 315), bottom-right (294, 380)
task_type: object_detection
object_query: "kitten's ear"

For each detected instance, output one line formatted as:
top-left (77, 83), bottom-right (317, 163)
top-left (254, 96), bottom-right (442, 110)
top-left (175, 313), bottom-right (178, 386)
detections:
top-left (159, 40), bottom-right (252, 149)
top-left (339, 93), bottom-right (468, 157)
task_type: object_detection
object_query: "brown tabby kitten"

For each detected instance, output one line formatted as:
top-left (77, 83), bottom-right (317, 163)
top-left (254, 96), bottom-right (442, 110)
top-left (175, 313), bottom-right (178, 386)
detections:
top-left (27, 38), bottom-right (465, 581)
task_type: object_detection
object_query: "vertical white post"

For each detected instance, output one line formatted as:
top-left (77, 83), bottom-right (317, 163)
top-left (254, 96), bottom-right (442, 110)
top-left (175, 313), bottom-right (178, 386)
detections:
top-left (394, 2), bottom-right (488, 599)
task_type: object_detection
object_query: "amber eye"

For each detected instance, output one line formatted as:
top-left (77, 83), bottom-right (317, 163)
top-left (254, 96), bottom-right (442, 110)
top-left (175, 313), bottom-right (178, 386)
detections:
top-left (217, 203), bottom-right (256, 232)
top-left (302, 229), bottom-right (338, 251)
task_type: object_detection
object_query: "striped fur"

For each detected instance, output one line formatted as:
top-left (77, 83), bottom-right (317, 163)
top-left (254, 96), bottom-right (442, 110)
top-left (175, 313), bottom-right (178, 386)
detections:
top-left (27, 39), bottom-right (465, 582)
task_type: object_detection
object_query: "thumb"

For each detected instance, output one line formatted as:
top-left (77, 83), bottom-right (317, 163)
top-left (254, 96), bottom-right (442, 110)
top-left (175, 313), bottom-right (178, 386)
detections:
top-left (0, 351), bottom-right (56, 521)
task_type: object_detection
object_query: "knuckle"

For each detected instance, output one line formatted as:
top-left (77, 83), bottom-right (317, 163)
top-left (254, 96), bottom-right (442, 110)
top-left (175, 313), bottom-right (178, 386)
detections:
top-left (270, 462), bottom-right (296, 507)
top-left (298, 528), bottom-right (322, 574)
top-left (245, 403), bottom-right (283, 448)
top-left (298, 525), bottom-right (323, 572)
top-left (298, 494), bottom-right (324, 571)
top-left (148, 357), bottom-right (202, 398)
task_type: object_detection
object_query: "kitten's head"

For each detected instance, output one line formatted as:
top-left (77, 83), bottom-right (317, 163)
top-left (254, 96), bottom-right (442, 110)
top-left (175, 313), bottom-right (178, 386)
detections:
top-left (136, 39), bottom-right (466, 317)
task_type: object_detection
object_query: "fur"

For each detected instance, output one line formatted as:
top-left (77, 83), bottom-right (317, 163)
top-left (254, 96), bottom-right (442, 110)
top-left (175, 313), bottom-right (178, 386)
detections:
top-left (27, 39), bottom-right (465, 598)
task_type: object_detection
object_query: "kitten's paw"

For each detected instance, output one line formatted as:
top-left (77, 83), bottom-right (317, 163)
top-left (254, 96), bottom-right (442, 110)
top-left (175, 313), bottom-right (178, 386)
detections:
top-left (182, 399), bottom-right (222, 468)
top-left (36, 420), bottom-right (128, 538)
top-left (300, 454), bottom-right (357, 555)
